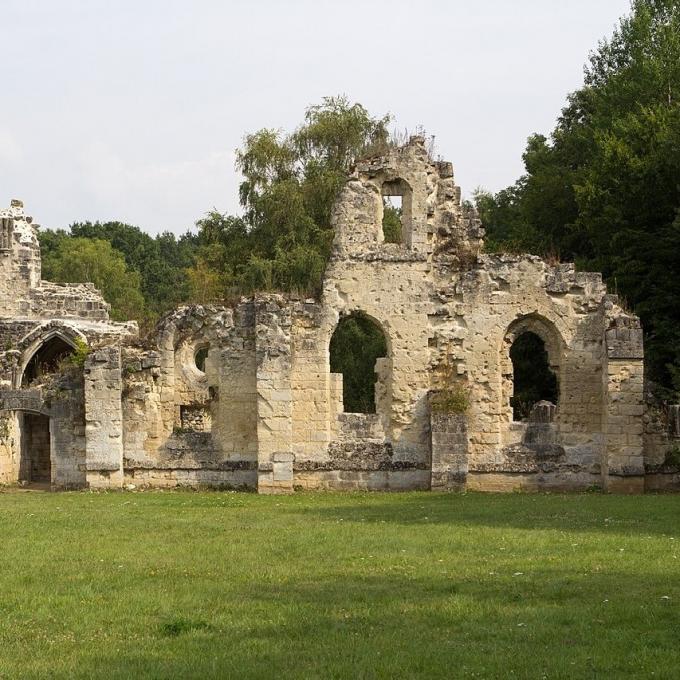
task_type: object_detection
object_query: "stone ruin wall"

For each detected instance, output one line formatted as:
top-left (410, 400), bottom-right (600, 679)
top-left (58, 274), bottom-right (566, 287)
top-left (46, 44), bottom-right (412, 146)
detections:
top-left (0, 138), bottom-right (678, 492)
top-left (120, 304), bottom-right (258, 489)
top-left (0, 201), bottom-right (136, 487)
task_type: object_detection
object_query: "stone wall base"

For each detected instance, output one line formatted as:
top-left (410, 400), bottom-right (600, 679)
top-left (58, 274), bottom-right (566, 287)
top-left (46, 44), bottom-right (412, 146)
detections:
top-left (293, 469), bottom-right (430, 491)
top-left (257, 452), bottom-right (294, 494)
top-left (645, 472), bottom-right (680, 492)
top-left (87, 469), bottom-right (124, 490)
top-left (124, 468), bottom-right (256, 489)
top-left (467, 471), bottom-right (601, 493)
top-left (604, 475), bottom-right (645, 494)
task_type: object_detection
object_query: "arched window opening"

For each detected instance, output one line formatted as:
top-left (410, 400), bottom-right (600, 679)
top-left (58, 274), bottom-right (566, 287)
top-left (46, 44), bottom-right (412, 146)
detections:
top-left (194, 345), bottom-right (209, 373)
top-left (0, 216), bottom-right (13, 251)
top-left (381, 179), bottom-right (411, 244)
top-left (22, 336), bottom-right (75, 387)
top-left (510, 332), bottom-right (558, 421)
top-left (330, 314), bottom-right (388, 414)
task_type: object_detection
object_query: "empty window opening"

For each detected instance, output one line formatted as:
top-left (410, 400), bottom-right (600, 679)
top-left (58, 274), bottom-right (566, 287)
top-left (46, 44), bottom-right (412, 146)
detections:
top-left (381, 179), bottom-right (411, 244)
top-left (510, 332), bottom-right (558, 421)
top-left (22, 336), bottom-right (75, 387)
top-left (382, 195), bottom-right (403, 244)
top-left (194, 346), bottom-right (209, 373)
top-left (330, 313), bottom-right (388, 413)
top-left (19, 413), bottom-right (51, 484)
top-left (0, 217), bottom-right (12, 250)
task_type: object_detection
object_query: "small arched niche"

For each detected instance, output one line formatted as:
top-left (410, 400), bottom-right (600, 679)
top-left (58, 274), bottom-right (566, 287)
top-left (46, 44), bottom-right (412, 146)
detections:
top-left (21, 335), bottom-right (76, 387)
top-left (329, 313), bottom-right (389, 414)
top-left (502, 316), bottom-right (562, 423)
top-left (381, 178), bottom-right (412, 245)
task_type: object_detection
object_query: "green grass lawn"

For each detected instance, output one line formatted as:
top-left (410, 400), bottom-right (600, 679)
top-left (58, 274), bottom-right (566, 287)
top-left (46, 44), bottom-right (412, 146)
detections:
top-left (0, 490), bottom-right (679, 679)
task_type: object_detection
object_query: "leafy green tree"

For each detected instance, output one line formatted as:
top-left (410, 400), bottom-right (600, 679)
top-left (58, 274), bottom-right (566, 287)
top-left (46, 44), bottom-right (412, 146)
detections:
top-left (42, 237), bottom-right (147, 322)
top-left (40, 221), bottom-right (200, 321)
top-left (67, 221), bottom-right (198, 313)
top-left (189, 96), bottom-right (391, 297)
top-left (478, 0), bottom-right (680, 395)
top-left (382, 200), bottom-right (403, 244)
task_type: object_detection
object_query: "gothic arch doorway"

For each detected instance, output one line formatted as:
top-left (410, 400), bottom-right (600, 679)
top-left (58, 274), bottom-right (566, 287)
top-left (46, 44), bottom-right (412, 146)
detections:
top-left (21, 334), bottom-right (76, 387)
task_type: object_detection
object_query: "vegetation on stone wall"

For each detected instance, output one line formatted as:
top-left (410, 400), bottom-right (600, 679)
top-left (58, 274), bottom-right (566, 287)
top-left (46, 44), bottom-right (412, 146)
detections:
top-left (476, 0), bottom-right (680, 397)
top-left (187, 96), bottom-right (391, 300)
top-left (41, 236), bottom-right (148, 323)
top-left (429, 383), bottom-right (470, 415)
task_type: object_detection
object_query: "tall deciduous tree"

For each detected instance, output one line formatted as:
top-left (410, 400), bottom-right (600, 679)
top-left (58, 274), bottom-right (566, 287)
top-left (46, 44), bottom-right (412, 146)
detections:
top-left (188, 96), bottom-right (391, 298)
top-left (478, 0), bottom-right (680, 395)
top-left (40, 221), bottom-right (199, 319)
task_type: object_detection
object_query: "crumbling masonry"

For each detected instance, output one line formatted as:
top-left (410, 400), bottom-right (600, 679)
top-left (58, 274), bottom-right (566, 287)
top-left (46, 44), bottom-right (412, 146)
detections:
top-left (1, 138), bottom-right (679, 492)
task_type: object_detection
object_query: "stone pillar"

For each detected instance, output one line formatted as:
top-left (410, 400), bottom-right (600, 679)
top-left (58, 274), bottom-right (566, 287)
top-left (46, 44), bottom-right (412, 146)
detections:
top-left (603, 315), bottom-right (645, 493)
top-left (255, 297), bottom-right (294, 494)
top-left (429, 397), bottom-right (468, 491)
top-left (84, 346), bottom-right (124, 489)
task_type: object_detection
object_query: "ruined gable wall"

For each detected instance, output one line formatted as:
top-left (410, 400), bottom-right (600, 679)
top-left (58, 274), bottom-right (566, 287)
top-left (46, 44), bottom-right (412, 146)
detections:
top-left (287, 139), bottom-right (473, 489)
top-left (0, 200), bottom-right (42, 317)
top-left (0, 200), bottom-right (137, 488)
top-left (286, 141), bottom-right (442, 489)
top-left (293, 137), bottom-right (642, 492)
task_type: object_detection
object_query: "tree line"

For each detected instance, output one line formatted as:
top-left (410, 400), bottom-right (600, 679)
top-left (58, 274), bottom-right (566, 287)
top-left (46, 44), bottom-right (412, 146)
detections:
top-left (39, 0), bottom-right (680, 398)
top-left (475, 0), bottom-right (680, 397)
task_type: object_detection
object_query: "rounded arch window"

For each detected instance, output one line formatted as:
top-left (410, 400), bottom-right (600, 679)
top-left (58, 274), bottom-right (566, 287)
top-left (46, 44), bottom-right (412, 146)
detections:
top-left (194, 345), bottom-right (209, 373)
top-left (329, 313), bottom-right (388, 414)
top-left (509, 331), bottom-right (558, 421)
top-left (381, 178), bottom-right (412, 245)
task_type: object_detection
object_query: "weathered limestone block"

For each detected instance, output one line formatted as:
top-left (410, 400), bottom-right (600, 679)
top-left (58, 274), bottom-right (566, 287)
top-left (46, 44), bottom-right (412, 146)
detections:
top-left (602, 305), bottom-right (645, 493)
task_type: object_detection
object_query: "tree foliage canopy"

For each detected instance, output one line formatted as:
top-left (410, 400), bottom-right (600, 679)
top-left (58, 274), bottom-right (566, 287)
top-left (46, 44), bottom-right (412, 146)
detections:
top-left (42, 237), bottom-right (147, 322)
top-left (187, 96), bottom-right (391, 300)
top-left (477, 0), bottom-right (680, 396)
top-left (40, 222), bottom-right (198, 325)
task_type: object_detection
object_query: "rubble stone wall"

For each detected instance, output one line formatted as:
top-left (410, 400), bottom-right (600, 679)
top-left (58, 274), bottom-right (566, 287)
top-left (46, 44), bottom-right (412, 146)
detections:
top-left (1, 136), bottom-right (675, 492)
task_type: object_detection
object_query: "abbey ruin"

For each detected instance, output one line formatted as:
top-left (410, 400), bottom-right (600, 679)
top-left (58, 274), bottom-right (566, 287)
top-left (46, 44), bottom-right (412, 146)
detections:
top-left (1, 137), bottom-right (678, 493)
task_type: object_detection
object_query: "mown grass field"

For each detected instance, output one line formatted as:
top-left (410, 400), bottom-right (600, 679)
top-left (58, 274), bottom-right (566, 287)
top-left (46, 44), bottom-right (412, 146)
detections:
top-left (0, 490), bottom-right (678, 679)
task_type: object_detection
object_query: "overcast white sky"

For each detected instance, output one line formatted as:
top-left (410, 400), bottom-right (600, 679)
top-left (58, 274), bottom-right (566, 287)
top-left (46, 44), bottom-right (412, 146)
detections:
top-left (2, 0), bottom-right (631, 235)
